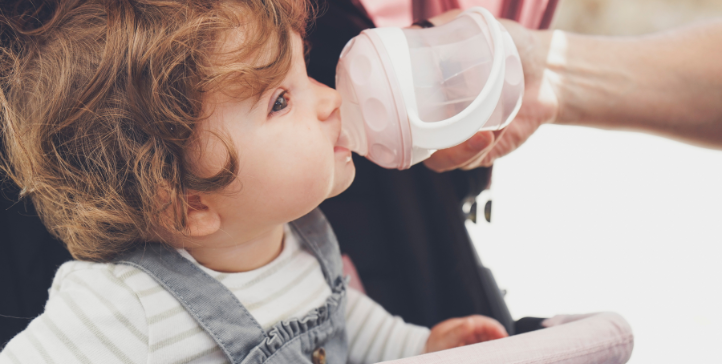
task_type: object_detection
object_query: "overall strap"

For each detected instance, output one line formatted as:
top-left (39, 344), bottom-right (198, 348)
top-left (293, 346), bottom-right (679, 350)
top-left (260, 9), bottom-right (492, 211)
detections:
top-left (114, 244), bottom-right (265, 364)
top-left (289, 208), bottom-right (344, 286)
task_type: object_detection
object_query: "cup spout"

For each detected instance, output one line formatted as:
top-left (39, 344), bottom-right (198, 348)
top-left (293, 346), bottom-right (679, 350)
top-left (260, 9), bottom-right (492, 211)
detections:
top-left (338, 100), bottom-right (368, 156)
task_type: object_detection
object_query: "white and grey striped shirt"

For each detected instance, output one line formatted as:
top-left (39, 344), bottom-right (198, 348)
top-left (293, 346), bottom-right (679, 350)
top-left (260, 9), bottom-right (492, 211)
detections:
top-left (0, 226), bottom-right (430, 364)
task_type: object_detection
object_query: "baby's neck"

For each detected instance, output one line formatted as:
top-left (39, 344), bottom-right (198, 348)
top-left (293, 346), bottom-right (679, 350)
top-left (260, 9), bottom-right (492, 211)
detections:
top-left (183, 224), bottom-right (285, 273)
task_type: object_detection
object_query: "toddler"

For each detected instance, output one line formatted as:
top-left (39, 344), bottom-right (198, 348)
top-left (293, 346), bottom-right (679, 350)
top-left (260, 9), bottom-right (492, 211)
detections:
top-left (0, 1), bottom-right (507, 363)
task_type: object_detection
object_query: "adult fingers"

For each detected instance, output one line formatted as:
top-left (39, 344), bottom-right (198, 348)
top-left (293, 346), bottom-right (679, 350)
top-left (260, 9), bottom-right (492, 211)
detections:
top-left (459, 127), bottom-right (509, 170)
top-left (424, 131), bottom-right (495, 172)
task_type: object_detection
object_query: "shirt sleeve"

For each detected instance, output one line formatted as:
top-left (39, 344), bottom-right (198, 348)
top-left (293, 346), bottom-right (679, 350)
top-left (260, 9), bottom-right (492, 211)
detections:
top-left (345, 287), bottom-right (430, 364)
top-left (0, 262), bottom-right (149, 364)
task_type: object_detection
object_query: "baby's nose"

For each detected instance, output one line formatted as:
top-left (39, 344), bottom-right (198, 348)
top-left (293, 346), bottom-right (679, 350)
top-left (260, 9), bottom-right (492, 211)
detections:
top-left (311, 78), bottom-right (342, 122)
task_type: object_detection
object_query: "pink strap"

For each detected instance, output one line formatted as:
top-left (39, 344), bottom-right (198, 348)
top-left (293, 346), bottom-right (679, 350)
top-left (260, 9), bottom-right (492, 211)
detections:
top-left (516, 0), bottom-right (556, 29)
top-left (358, 0), bottom-right (412, 28)
top-left (341, 254), bottom-right (366, 294)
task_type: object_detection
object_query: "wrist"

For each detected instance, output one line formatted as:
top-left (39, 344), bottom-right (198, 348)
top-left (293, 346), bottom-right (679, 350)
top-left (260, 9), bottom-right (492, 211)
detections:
top-left (538, 29), bottom-right (567, 125)
top-left (541, 31), bottom-right (634, 128)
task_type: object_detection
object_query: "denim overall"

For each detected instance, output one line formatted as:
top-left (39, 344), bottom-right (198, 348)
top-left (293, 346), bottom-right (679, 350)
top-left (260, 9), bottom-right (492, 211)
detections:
top-left (114, 209), bottom-right (349, 364)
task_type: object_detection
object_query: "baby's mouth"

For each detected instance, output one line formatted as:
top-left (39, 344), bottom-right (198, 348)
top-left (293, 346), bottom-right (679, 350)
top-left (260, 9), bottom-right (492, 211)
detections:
top-left (335, 126), bottom-right (353, 150)
top-left (334, 132), bottom-right (352, 163)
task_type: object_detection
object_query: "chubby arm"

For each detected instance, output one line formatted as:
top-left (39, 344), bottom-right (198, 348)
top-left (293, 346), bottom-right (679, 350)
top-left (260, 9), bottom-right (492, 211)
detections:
top-left (345, 288), bottom-right (507, 364)
top-left (345, 288), bottom-right (430, 364)
top-left (425, 19), bottom-right (722, 171)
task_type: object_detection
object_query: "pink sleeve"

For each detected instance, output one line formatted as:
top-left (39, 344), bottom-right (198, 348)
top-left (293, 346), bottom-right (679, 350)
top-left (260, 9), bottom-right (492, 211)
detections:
top-left (341, 254), bottom-right (366, 294)
top-left (358, 0), bottom-right (413, 27)
top-left (358, 0), bottom-right (557, 29)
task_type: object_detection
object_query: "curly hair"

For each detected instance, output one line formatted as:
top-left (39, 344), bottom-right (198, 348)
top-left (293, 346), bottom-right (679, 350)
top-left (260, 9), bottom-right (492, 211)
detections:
top-left (0, 0), bottom-right (312, 261)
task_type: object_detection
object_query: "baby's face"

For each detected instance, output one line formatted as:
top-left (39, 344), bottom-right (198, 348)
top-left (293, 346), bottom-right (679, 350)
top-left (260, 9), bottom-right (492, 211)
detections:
top-left (193, 32), bottom-right (355, 236)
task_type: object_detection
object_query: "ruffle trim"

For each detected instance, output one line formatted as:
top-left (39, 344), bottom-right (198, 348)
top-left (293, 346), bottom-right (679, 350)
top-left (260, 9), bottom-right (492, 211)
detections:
top-left (257, 276), bottom-right (346, 356)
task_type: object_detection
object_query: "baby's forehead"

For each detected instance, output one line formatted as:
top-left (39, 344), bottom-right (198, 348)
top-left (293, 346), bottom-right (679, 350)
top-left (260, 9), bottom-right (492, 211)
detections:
top-left (206, 30), bottom-right (305, 100)
top-left (202, 29), bottom-right (301, 102)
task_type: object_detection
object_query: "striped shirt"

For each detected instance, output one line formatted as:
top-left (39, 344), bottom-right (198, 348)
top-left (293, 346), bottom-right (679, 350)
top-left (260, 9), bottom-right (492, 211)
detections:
top-left (0, 226), bottom-right (430, 364)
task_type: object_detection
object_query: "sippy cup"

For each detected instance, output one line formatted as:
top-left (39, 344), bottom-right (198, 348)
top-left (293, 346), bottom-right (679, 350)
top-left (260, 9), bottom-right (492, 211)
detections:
top-left (336, 7), bottom-right (524, 169)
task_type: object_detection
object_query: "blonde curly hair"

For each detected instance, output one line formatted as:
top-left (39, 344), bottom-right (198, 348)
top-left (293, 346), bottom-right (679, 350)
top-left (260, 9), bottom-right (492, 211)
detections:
top-left (0, 0), bottom-right (312, 261)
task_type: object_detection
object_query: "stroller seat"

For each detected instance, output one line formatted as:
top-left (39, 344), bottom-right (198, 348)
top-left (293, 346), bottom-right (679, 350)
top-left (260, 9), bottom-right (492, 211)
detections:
top-left (383, 312), bottom-right (633, 364)
top-left (342, 254), bottom-right (633, 364)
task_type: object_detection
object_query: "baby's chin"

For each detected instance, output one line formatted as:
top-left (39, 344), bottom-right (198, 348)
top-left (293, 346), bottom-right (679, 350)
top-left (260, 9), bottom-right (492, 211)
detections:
top-left (328, 156), bottom-right (356, 198)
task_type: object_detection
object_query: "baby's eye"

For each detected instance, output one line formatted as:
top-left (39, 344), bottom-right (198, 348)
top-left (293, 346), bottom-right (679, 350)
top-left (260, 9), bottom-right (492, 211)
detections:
top-left (272, 91), bottom-right (288, 113)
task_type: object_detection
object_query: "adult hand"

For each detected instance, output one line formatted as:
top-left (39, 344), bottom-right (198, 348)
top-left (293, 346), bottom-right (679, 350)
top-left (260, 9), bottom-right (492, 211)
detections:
top-left (424, 15), bottom-right (722, 173)
top-left (424, 20), bottom-right (559, 172)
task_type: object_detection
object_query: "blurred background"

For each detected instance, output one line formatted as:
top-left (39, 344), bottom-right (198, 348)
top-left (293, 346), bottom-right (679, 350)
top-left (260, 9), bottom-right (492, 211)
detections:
top-left (468, 0), bottom-right (722, 362)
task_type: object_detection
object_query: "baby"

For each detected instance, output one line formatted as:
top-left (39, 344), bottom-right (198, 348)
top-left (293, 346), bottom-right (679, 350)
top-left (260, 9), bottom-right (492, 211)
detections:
top-left (0, 1), bottom-right (506, 363)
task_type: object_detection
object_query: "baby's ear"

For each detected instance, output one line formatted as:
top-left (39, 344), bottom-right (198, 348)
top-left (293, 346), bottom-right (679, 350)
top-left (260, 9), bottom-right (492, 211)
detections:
top-left (185, 193), bottom-right (221, 237)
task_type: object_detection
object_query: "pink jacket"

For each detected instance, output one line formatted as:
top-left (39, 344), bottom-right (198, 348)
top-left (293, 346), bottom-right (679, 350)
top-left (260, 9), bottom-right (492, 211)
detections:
top-left (359, 0), bottom-right (558, 28)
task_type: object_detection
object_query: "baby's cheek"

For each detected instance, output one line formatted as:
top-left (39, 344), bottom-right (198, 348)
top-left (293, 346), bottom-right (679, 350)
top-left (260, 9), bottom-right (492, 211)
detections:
top-left (267, 149), bottom-right (335, 219)
top-left (292, 155), bottom-right (334, 199)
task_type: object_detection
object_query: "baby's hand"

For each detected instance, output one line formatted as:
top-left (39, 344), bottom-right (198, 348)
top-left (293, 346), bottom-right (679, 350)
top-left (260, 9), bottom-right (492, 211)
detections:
top-left (423, 315), bottom-right (508, 353)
